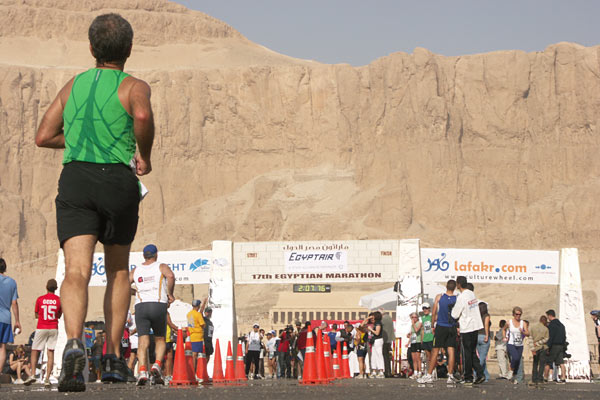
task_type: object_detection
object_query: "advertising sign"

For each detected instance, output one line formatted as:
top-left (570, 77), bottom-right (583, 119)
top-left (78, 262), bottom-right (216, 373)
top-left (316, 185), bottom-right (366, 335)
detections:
top-left (285, 250), bottom-right (348, 273)
top-left (89, 250), bottom-right (212, 286)
top-left (421, 248), bottom-right (559, 285)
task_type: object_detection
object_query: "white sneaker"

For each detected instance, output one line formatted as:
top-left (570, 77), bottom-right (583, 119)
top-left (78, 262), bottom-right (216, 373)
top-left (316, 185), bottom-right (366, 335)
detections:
top-left (136, 370), bottom-right (149, 386)
top-left (150, 363), bottom-right (164, 385)
top-left (23, 376), bottom-right (37, 386)
top-left (14, 378), bottom-right (25, 384)
top-left (417, 373), bottom-right (434, 384)
top-left (447, 376), bottom-right (455, 384)
top-left (376, 372), bottom-right (385, 379)
top-left (44, 378), bottom-right (51, 387)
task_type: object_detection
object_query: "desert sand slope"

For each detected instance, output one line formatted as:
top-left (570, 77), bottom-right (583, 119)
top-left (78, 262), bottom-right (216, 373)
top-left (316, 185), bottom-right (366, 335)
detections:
top-left (0, 0), bottom-right (599, 346)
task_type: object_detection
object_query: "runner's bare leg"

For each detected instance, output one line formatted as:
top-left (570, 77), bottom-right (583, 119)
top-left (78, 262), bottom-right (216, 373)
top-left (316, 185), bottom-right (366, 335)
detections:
top-left (103, 243), bottom-right (131, 357)
top-left (62, 235), bottom-right (96, 339)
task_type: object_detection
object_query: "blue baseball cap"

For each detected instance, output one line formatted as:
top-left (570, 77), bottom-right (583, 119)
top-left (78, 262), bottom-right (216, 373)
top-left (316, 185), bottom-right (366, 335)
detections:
top-left (192, 299), bottom-right (201, 307)
top-left (143, 244), bottom-right (158, 258)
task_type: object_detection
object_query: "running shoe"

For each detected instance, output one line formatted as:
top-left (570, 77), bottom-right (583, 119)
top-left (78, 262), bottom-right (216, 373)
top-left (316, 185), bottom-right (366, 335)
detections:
top-left (101, 354), bottom-right (129, 383)
top-left (474, 376), bottom-right (485, 385)
top-left (14, 378), bottom-right (24, 384)
top-left (376, 372), bottom-right (385, 379)
top-left (23, 375), bottom-right (37, 386)
top-left (58, 338), bottom-right (87, 392)
top-left (151, 363), bottom-right (165, 385)
top-left (136, 370), bottom-right (149, 386)
top-left (556, 378), bottom-right (566, 384)
top-left (417, 373), bottom-right (434, 384)
top-left (462, 380), bottom-right (473, 387)
top-left (43, 378), bottom-right (51, 387)
top-left (449, 374), bottom-right (462, 384)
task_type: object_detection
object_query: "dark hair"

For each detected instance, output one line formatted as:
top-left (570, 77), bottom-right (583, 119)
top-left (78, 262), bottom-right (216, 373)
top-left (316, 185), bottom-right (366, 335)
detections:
top-left (0, 258), bottom-right (6, 273)
top-left (546, 309), bottom-right (556, 317)
top-left (446, 279), bottom-right (456, 291)
top-left (373, 311), bottom-right (382, 321)
top-left (539, 315), bottom-right (548, 324)
top-left (332, 323), bottom-right (338, 330)
top-left (456, 276), bottom-right (468, 288)
top-left (499, 319), bottom-right (506, 328)
top-left (344, 320), bottom-right (350, 325)
top-left (46, 279), bottom-right (58, 292)
top-left (88, 13), bottom-right (133, 64)
top-left (478, 302), bottom-right (488, 316)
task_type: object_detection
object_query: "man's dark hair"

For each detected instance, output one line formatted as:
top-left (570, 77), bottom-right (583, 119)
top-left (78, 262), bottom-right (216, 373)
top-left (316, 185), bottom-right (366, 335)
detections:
top-left (343, 320), bottom-right (350, 325)
top-left (373, 311), bottom-right (382, 321)
top-left (0, 258), bottom-right (6, 273)
top-left (466, 283), bottom-right (474, 291)
top-left (88, 13), bottom-right (133, 64)
top-left (456, 276), bottom-right (468, 289)
top-left (546, 309), bottom-right (556, 318)
top-left (332, 323), bottom-right (337, 330)
top-left (46, 279), bottom-right (58, 292)
top-left (446, 279), bottom-right (456, 291)
top-left (499, 319), bottom-right (506, 328)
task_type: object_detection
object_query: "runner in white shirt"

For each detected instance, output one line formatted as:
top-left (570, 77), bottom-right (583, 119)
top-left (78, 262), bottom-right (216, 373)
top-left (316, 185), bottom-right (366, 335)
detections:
top-left (451, 276), bottom-right (485, 385)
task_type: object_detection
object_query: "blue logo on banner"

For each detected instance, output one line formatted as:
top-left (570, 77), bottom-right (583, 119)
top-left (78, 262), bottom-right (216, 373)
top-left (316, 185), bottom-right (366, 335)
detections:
top-left (190, 258), bottom-right (209, 272)
top-left (92, 257), bottom-right (106, 276)
top-left (535, 264), bottom-right (552, 270)
top-left (425, 253), bottom-right (450, 272)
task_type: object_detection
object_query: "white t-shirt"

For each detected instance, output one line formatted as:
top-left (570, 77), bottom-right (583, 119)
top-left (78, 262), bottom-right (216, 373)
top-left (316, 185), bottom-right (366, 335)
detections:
top-left (451, 289), bottom-right (484, 333)
top-left (267, 337), bottom-right (277, 353)
top-left (128, 315), bottom-right (138, 349)
top-left (248, 331), bottom-right (262, 351)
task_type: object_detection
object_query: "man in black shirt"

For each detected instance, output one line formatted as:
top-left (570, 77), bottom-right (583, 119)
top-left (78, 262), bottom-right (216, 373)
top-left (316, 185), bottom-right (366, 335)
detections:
top-left (544, 309), bottom-right (566, 383)
top-left (203, 308), bottom-right (214, 363)
top-left (591, 310), bottom-right (600, 366)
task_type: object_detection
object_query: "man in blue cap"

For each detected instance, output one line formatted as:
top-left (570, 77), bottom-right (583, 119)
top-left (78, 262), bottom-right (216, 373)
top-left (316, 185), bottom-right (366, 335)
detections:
top-left (130, 244), bottom-right (175, 385)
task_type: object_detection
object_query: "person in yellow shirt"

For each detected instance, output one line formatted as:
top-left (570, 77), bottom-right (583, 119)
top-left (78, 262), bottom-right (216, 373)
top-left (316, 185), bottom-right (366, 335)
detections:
top-left (186, 298), bottom-right (207, 365)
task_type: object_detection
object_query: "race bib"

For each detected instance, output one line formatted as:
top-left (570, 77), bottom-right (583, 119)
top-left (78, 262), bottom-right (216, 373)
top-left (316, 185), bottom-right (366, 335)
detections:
top-left (424, 320), bottom-right (432, 334)
top-left (410, 332), bottom-right (417, 344)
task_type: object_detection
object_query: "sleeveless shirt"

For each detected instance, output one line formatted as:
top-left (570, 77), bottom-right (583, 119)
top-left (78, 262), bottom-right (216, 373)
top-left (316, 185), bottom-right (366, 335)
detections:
top-left (63, 68), bottom-right (135, 165)
top-left (437, 293), bottom-right (457, 327)
top-left (133, 261), bottom-right (168, 304)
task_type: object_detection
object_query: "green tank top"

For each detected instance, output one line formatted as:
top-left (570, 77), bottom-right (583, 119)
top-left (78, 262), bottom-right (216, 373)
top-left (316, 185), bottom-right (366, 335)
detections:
top-left (421, 314), bottom-right (434, 342)
top-left (62, 68), bottom-right (135, 165)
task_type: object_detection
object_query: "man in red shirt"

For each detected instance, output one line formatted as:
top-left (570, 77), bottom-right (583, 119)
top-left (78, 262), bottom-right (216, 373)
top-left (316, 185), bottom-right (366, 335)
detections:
top-left (25, 279), bottom-right (62, 386)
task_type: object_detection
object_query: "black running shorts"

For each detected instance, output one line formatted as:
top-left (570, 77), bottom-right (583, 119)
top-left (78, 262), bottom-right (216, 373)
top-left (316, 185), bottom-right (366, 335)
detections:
top-left (56, 161), bottom-right (140, 247)
top-left (433, 326), bottom-right (457, 348)
top-left (134, 302), bottom-right (168, 337)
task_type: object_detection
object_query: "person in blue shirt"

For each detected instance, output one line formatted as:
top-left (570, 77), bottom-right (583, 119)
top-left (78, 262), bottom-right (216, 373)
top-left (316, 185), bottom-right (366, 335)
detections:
top-left (0, 258), bottom-right (21, 375)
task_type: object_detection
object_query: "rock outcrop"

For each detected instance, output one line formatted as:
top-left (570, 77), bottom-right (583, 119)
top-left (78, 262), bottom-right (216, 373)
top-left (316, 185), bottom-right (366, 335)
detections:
top-left (1, 0), bottom-right (599, 339)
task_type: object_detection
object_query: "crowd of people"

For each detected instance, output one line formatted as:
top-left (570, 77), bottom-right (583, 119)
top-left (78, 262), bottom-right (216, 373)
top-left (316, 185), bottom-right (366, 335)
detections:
top-left (414, 277), bottom-right (573, 386)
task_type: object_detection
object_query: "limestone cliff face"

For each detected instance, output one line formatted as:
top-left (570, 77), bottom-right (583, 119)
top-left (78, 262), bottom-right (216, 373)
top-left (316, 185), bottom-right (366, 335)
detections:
top-left (1, 0), bottom-right (599, 336)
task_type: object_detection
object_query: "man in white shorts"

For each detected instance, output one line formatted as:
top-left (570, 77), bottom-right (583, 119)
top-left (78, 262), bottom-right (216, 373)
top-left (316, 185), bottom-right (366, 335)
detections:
top-left (25, 279), bottom-right (62, 386)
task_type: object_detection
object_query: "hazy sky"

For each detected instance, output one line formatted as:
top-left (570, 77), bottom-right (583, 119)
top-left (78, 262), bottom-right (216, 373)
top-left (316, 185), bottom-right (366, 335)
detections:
top-left (173, 0), bottom-right (598, 66)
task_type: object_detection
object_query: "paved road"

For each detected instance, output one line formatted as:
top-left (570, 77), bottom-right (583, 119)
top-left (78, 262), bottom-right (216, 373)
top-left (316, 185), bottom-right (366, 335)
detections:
top-left (2, 378), bottom-right (599, 399)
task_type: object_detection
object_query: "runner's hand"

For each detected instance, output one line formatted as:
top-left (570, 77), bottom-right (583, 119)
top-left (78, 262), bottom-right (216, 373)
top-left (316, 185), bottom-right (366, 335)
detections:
top-left (135, 153), bottom-right (152, 176)
top-left (168, 294), bottom-right (175, 304)
top-left (13, 321), bottom-right (22, 333)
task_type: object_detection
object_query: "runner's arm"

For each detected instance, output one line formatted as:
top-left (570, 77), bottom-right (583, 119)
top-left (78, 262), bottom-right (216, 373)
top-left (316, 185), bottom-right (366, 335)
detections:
top-left (159, 263), bottom-right (175, 302)
top-left (35, 78), bottom-right (73, 148)
top-left (167, 312), bottom-right (178, 331)
top-left (200, 296), bottom-right (208, 314)
top-left (129, 79), bottom-right (154, 175)
top-left (431, 294), bottom-right (441, 326)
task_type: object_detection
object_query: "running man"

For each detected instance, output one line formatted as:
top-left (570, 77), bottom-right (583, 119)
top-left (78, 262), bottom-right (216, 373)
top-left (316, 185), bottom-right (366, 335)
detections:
top-left (25, 279), bottom-right (62, 387)
top-left (418, 279), bottom-right (460, 384)
top-left (187, 298), bottom-right (207, 366)
top-left (35, 13), bottom-right (155, 392)
top-left (131, 245), bottom-right (175, 385)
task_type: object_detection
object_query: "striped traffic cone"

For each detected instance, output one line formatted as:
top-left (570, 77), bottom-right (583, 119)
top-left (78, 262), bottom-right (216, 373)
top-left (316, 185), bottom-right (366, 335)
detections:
top-left (301, 326), bottom-right (321, 385)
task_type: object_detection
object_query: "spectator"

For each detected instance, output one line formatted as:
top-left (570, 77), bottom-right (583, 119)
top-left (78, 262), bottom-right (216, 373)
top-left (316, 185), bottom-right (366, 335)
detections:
top-left (503, 306), bottom-right (529, 384)
top-left (407, 312), bottom-right (423, 379)
top-left (336, 321), bottom-right (355, 353)
top-left (25, 279), bottom-right (62, 387)
top-left (529, 315), bottom-right (549, 385)
top-left (451, 276), bottom-right (485, 385)
top-left (354, 324), bottom-right (368, 378)
top-left (591, 310), bottom-right (600, 366)
top-left (419, 305), bottom-right (433, 376)
top-left (90, 333), bottom-right (105, 382)
top-left (126, 311), bottom-right (138, 375)
top-left (277, 326), bottom-right (292, 378)
top-left (0, 258), bottom-right (21, 377)
top-left (544, 309), bottom-right (567, 384)
top-left (382, 311), bottom-right (396, 378)
top-left (494, 320), bottom-right (511, 379)
top-left (164, 311), bottom-right (178, 378)
top-left (366, 311), bottom-right (385, 378)
top-left (476, 302), bottom-right (491, 382)
top-left (203, 307), bottom-right (214, 363)
top-left (8, 345), bottom-right (31, 384)
top-left (265, 330), bottom-right (277, 379)
top-left (246, 324), bottom-right (262, 379)
top-left (328, 323), bottom-right (338, 354)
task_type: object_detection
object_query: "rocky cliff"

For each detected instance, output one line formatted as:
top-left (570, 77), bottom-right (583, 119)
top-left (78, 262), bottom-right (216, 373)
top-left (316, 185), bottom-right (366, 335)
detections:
top-left (1, 0), bottom-right (599, 339)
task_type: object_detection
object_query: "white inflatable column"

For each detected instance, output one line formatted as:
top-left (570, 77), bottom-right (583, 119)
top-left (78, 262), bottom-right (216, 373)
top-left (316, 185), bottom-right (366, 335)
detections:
top-left (396, 239), bottom-right (421, 360)
top-left (207, 241), bottom-right (237, 376)
top-left (558, 248), bottom-right (590, 381)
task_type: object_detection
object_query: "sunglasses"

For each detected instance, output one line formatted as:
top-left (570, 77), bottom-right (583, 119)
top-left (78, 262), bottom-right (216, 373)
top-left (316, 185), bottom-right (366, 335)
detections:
top-left (514, 313), bottom-right (522, 316)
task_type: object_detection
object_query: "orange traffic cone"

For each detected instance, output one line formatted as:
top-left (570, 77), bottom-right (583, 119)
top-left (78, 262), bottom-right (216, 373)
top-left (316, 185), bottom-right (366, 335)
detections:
top-left (332, 341), bottom-right (341, 378)
top-left (301, 326), bottom-right (320, 385)
top-left (235, 342), bottom-right (247, 382)
top-left (224, 341), bottom-right (237, 384)
top-left (315, 328), bottom-right (329, 384)
top-left (212, 339), bottom-right (226, 384)
top-left (170, 329), bottom-right (196, 386)
top-left (323, 334), bottom-right (334, 381)
top-left (341, 342), bottom-right (351, 379)
top-left (196, 352), bottom-right (210, 384)
top-left (185, 341), bottom-right (197, 382)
